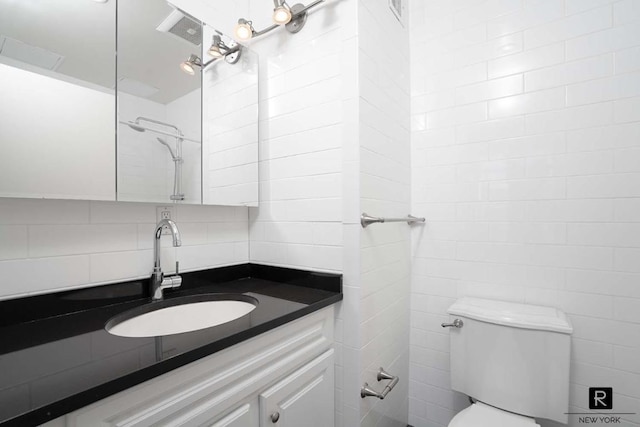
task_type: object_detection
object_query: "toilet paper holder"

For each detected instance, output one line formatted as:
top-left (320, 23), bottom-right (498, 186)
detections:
top-left (360, 367), bottom-right (399, 399)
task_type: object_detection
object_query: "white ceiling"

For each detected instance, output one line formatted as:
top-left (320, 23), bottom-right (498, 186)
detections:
top-left (0, 0), bottom-right (202, 104)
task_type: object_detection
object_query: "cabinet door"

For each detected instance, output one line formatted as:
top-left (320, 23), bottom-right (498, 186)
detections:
top-left (208, 398), bottom-right (259, 427)
top-left (259, 349), bottom-right (334, 427)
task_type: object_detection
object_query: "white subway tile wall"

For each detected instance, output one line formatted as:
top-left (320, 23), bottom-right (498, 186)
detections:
top-left (242, 0), bottom-right (357, 424)
top-left (410, 1), bottom-right (640, 426)
top-left (246, 4), bottom-right (344, 273)
top-left (357, 0), bottom-right (411, 426)
top-left (0, 199), bottom-right (248, 300)
top-left (202, 37), bottom-right (259, 206)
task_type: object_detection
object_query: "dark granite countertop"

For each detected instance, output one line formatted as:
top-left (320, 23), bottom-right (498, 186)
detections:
top-left (0, 263), bottom-right (342, 426)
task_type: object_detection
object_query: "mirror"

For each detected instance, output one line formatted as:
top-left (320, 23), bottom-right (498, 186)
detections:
top-left (0, 0), bottom-right (116, 200)
top-left (117, 0), bottom-right (202, 204)
top-left (117, 2), bottom-right (259, 206)
top-left (0, 1), bottom-right (259, 206)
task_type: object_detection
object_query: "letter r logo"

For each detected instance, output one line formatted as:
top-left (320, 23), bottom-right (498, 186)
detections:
top-left (589, 387), bottom-right (613, 410)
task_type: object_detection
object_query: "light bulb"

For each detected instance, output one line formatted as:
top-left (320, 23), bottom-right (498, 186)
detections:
top-left (180, 61), bottom-right (195, 75)
top-left (272, 5), bottom-right (292, 25)
top-left (234, 20), bottom-right (254, 41)
top-left (208, 45), bottom-right (223, 58)
top-left (208, 35), bottom-right (224, 58)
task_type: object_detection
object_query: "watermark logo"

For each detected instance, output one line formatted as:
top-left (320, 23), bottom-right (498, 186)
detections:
top-left (565, 387), bottom-right (637, 424)
top-left (589, 387), bottom-right (613, 410)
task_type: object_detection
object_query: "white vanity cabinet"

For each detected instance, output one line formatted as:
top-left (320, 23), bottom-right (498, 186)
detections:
top-left (209, 397), bottom-right (260, 427)
top-left (209, 349), bottom-right (334, 427)
top-left (46, 307), bottom-right (334, 427)
top-left (259, 349), bottom-right (334, 427)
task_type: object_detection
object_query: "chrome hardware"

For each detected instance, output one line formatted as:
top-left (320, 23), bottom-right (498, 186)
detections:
top-left (360, 367), bottom-right (400, 399)
top-left (361, 213), bottom-right (426, 228)
top-left (360, 383), bottom-right (380, 398)
top-left (120, 118), bottom-right (191, 201)
top-left (135, 116), bottom-right (182, 135)
top-left (150, 219), bottom-right (182, 301)
top-left (236, 0), bottom-right (325, 40)
top-left (441, 319), bottom-right (464, 328)
top-left (118, 121), bottom-right (200, 144)
top-left (270, 412), bottom-right (280, 423)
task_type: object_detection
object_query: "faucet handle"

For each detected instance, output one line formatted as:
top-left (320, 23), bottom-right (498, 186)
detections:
top-left (161, 275), bottom-right (182, 290)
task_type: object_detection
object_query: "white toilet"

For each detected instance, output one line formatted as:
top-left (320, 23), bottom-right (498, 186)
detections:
top-left (443, 297), bottom-right (573, 426)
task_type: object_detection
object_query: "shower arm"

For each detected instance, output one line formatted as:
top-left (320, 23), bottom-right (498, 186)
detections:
top-left (119, 121), bottom-right (201, 144)
top-left (135, 117), bottom-right (183, 137)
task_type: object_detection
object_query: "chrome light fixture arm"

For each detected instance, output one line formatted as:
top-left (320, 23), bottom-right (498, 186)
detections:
top-left (253, 23), bottom-right (279, 38)
top-left (180, 37), bottom-right (242, 75)
top-left (201, 49), bottom-right (241, 68)
top-left (234, 0), bottom-right (325, 41)
top-left (293, 0), bottom-right (324, 16)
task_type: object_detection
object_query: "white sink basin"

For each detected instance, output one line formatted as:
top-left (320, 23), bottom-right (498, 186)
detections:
top-left (106, 294), bottom-right (258, 338)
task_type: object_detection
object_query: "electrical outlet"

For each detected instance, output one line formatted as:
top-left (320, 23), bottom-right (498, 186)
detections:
top-left (156, 206), bottom-right (175, 235)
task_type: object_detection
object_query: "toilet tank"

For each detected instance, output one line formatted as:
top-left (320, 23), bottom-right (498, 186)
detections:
top-left (447, 298), bottom-right (573, 425)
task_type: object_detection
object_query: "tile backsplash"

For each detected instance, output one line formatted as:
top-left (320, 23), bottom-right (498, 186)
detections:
top-left (409, 1), bottom-right (640, 426)
top-left (0, 199), bottom-right (248, 300)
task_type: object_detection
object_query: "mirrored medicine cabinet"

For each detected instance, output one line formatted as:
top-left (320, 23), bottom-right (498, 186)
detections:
top-left (0, 0), bottom-right (258, 207)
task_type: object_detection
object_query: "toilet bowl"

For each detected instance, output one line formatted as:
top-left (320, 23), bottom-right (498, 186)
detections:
top-left (449, 402), bottom-right (539, 427)
top-left (443, 298), bottom-right (573, 426)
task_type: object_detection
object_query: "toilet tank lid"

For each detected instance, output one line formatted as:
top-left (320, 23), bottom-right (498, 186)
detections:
top-left (447, 298), bottom-right (573, 334)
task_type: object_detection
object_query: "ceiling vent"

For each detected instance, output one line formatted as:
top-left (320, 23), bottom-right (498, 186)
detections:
top-left (156, 9), bottom-right (202, 46)
top-left (116, 76), bottom-right (159, 98)
top-left (0, 35), bottom-right (64, 70)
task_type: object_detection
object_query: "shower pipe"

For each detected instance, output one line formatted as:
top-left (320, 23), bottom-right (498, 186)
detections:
top-left (121, 117), bottom-right (190, 201)
top-left (157, 137), bottom-right (185, 201)
top-left (136, 116), bottom-right (182, 135)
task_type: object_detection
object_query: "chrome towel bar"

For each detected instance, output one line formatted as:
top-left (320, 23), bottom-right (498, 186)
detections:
top-left (360, 368), bottom-right (399, 399)
top-left (361, 213), bottom-right (426, 228)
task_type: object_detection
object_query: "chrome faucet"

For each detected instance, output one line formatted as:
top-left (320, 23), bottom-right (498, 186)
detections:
top-left (151, 219), bottom-right (182, 300)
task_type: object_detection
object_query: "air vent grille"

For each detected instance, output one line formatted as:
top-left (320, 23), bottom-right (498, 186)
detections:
top-left (167, 16), bottom-right (201, 46)
top-left (0, 35), bottom-right (64, 70)
top-left (156, 9), bottom-right (201, 46)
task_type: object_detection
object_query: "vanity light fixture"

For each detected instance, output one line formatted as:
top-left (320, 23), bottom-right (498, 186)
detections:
top-left (180, 54), bottom-right (201, 75)
top-left (207, 34), bottom-right (241, 63)
top-left (272, 0), bottom-right (292, 25)
top-left (234, 18), bottom-right (255, 41)
top-left (180, 38), bottom-right (242, 75)
top-left (207, 35), bottom-right (226, 58)
top-left (234, 0), bottom-right (324, 41)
